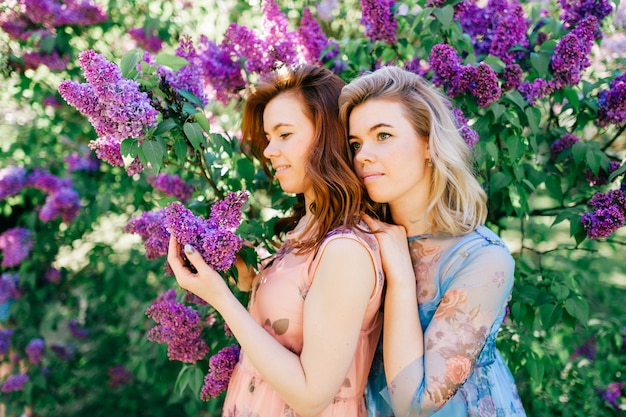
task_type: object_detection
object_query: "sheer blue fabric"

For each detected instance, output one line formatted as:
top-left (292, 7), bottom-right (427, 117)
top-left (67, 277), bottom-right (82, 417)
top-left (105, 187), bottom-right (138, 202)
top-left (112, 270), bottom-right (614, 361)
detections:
top-left (366, 226), bottom-right (526, 417)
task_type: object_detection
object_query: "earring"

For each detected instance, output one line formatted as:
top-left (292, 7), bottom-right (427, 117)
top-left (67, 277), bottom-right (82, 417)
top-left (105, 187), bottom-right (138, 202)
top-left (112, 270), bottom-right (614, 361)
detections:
top-left (427, 159), bottom-right (433, 167)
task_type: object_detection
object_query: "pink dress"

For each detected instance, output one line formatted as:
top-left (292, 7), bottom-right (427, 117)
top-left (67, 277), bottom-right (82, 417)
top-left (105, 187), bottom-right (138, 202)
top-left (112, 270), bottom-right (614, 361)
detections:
top-left (222, 227), bottom-right (384, 417)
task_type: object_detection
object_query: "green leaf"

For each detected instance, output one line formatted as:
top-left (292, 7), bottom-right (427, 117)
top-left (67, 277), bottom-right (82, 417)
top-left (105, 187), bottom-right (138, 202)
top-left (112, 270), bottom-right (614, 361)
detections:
top-left (530, 52), bottom-right (550, 77)
top-left (504, 91), bottom-right (527, 110)
top-left (609, 162), bottom-right (626, 182)
top-left (194, 111), bottom-right (211, 134)
top-left (564, 297), bottom-right (589, 325)
top-left (526, 352), bottom-right (545, 388)
top-left (525, 107), bottom-right (541, 134)
top-left (121, 49), bottom-right (142, 78)
top-left (585, 149), bottom-right (603, 176)
top-left (551, 282), bottom-right (570, 301)
top-left (179, 89), bottom-right (205, 108)
top-left (155, 53), bottom-right (189, 71)
top-left (141, 139), bottom-right (166, 172)
top-left (432, 5), bottom-right (454, 29)
top-left (490, 103), bottom-right (505, 120)
top-left (544, 176), bottom-right (562, 201)
top-left (183, 122), bottom-right (205, 151)
top-left (563, 89), bottom-right (580, 111)
top-left (237, 157), bottom-right (256, 183)
top-left (504, 110), bottom-right (522, 129)
top-left (188, 366), bottom-right (204, 395)
top-left (490, 171), bottom-right (511, 192)
top-left (482, 56), bottom-right (506, 73)
top-left (120, 138), bottom-right (140, 158)
top-left (154, 118), bottom-right (178, 136)
top-left (539, 303), bottom-right (563, 328)
top-left (571, 142), bottom-right (586, 165)
top-left (505, 135), bottom-right (525, 161)
top-left (173, 138), bottom-right (188, 162)
top-left (39, 36), bottom-right (56, 54)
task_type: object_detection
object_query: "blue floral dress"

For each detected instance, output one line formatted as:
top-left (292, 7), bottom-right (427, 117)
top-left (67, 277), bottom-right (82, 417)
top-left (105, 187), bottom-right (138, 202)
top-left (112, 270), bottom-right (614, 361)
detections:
top-left (366, 226), bottom-right (526, 417)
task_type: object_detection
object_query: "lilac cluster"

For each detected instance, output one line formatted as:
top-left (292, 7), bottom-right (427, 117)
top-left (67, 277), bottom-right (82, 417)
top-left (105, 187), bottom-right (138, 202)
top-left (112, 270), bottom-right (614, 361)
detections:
top-left (0, 373), bottom-right (29, 393)
top-left (570, 337), bottom-right (595, 360)
top-left (124, 210), bottom-right (169, 260)
top-left (518, 78), bottom-right (552, 105)
top-left (50, 343), bottom-right (75, 361)
top-left (0, 166), bottom-right (27, 200)
top-left (196, 35), bottom-right (246, 104)
top-left (297, 7), bottom-right (338, 63)
top-left (404, 57), bottom-right (428, 77)
top-left (549, 133), bottom-right (580, 162)
top-left (550, 17), bottom-right (596, 90)
top-left (359, 0), bottom-right (397, 44)
top-left (0, 329), bottom-right (13, 355)
top-left (559, 0), bottom-right (613, 34)
top-left (0, 228), bottom-right (33, 268)
top-left (262, 0), bottom-right (299, 67)
top-left (22, 50), bottom-right (69, 71)
top-left (158, 36), bottom-right (208, 107)
top-left (107, 365), bottom-right (132, 388)
top-left (147, 173), bottom-right (194, 203)
top-left (429, 44), bottom-right (502, 108)
top-left (581, 189), bottom-right (626, 239)
top-left (200, 344), bottom-right (241, 400)
top-left (585, 161), bottom-right (622, 186)
top-left (455, 0), bottom-right (529, 64)
top-left (65, 152), bottom-right (99, 173)
top-left (25, 338), bottom-right (45, 365)
top-left (0, 273), bottom-right (20, 303)
top-left (600, 382), bottom-right (624, 408)
top-left (128, 27), bottom-right (163, 53)
top-left (27, 169), bottom-right (80, 223)
top-left (597, 73), bottom-right (626, 127)
top-left (68, 319), bottom-right (89, 339)
top-left (45, 267), bottom-right (61, 284)
top-left (146, 292), bottom-right (209, 363)
top-left (501, 64), bottom-right (523, 91)
top-left (58, 50), bottom-right (158, 175)
top-left (164, 191), bottom-right (248, 272)
top-left (0, 0), bottom-right (106, 70)
top-left (452, 108), bottom-right (479, 148)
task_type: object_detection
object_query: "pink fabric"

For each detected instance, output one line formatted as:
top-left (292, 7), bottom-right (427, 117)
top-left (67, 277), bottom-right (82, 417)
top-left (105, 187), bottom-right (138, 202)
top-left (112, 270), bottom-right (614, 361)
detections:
top-left (222, 228), bottom-right (384, 417)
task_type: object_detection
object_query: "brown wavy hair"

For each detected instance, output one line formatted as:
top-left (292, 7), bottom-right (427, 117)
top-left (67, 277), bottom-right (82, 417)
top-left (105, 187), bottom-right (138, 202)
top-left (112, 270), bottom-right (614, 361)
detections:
top-left (243, 64), bottom-right (366, 253)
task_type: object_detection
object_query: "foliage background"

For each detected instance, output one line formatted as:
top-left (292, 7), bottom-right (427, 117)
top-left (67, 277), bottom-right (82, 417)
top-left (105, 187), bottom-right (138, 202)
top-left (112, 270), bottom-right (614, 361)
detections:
top-left (1, 0), bottom-right (625, 416)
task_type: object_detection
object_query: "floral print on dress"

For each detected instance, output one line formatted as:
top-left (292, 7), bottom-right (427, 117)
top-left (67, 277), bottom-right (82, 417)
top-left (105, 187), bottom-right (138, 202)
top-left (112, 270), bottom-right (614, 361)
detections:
top-left (409, 239), bottom-right (441, 303)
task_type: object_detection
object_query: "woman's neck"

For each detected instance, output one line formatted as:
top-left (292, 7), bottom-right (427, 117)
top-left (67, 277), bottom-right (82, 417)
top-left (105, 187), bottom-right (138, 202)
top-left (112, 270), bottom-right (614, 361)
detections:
top-left (389, 201), bottom-right (432, 236)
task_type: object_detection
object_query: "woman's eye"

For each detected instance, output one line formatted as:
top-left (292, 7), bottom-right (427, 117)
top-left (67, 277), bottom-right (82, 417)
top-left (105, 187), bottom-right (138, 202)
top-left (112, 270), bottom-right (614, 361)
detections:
top-left (349, 141), bottom-right (361, 152)
top-left (378, 132), bottom-right (391, 141)
top-left (280, 133), bottom-right (291, 139)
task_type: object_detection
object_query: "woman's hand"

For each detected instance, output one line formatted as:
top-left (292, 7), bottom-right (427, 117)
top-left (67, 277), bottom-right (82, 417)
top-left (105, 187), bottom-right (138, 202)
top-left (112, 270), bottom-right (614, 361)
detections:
top-left (167, 235), bottom-right (232, 307)
top-left (361, 213), bottom-right (415, 288)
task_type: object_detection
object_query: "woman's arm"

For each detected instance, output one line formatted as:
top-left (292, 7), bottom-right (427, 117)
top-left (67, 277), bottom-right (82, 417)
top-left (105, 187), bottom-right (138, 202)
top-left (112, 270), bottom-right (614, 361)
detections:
top-left (168, 235), bottom-right (376, 417)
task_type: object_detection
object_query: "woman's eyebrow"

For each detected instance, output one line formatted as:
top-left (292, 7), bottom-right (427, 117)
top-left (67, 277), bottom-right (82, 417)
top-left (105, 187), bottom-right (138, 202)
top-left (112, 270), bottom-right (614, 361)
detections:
top-left (348, 122), bottom-right (394, 140)
top-left (264, 122), bottom-right (295, 134)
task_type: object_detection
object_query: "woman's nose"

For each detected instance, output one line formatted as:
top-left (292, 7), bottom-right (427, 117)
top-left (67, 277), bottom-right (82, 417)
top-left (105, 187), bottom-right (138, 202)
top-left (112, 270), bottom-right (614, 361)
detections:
top-left (263, 139), bottom-right (279, 159)
top-left (354, 143), bottom-right (373, 165)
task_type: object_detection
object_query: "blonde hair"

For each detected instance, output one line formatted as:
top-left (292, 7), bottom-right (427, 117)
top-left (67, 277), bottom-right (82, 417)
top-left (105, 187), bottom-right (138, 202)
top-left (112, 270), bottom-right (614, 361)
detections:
top-left (338, 66), bottom-right (487, 236)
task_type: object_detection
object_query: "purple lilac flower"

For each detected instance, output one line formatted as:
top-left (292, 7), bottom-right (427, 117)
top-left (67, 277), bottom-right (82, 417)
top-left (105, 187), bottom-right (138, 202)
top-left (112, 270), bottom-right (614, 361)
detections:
top-left (585, 161), bottom-right (622, 186)
top-left (108, 365), bottom-right (132, 388)
top-left (470, 63), bottom-right (501, 108)
top-left (125, 210), bottom-right (170, 260)
top-left (221, 23), bottom-right (272, 74)
top-left (429, 44), bottom-right (463, 87)
top-left (158, 35), bottom-right (208, 106)
top-left (26, 169), bottom-right (71, 194)
top-left (0, 228), bottom-right (33, 268)
top-left (296, 7), bottom-right (336, 64)
top-left (559, 0), bottom-right (612, 34)
top-left (58, 50), bottom-right (157, 174)
top-left (42, 95), bottom-right (62, 108)
top-left (22, 50), bottom-right (68, 71)
top-left (25, 338), bottom-right (45, 365)
top-left (570, 337), bottom-right (596, 360)
top-left (0, 166), bottom-right (27, 200)
top-left (452, 108), bottom-right (479, 148)
top-left (0, 273), bottom-right (20, 303)
top-left (316, 0), bottom-right (339, 21)
top-left (597, 73), bottom-right (626, 127)
top-left (518, 78), bottom-right (553, 105)
top-left (68, 320), bottom-right (89, 339)
top-left (501, 64), bottom-right (522, 90)
top-left (147, 174), bottom-right (194, 203)
top-left (550, 133), bottom-right (580, 161)
top-left (128, 27), bottom-right (163, 53)
top-left (359, 0), bottom-right (397, 44)
top-left (550, 17), bottom-right (596, 90)
top-left (45, 267), bottom-right (61, 284)
top-left (581, 189), bottom-right (626, 239)
top-left (146, 295), bottom-right (209, 363)
top-left (50, 343), bottom-right (75, 361)
top-left (456, 0), bottom-right (528, 63)
top-left (164, 191), bottom-right (248, 272)
top-left (197, 35), bottom-right (246, 105)
top-left (184, 291), bottom-right (208, 306)
top-left (1, 373), bottom-right (29, 392)
top-left (600, 382), bottom-right (624, 408)
top-left (262, 0), bottom-right (299, 66)
top-left (65, 152), bottom-right (99, 172)
top-left (87, 136), bottom-right (144, 175)
top-left (0, 329), bottom-right (13, 355)
top-left (200, 344), bottom-right (241, 400)
top-left (39, 187), bottom-right (81, 223)
top-left (404, 57), bottom-right (427, 77)
top-left (448, 65), bottom-right (477, 98)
